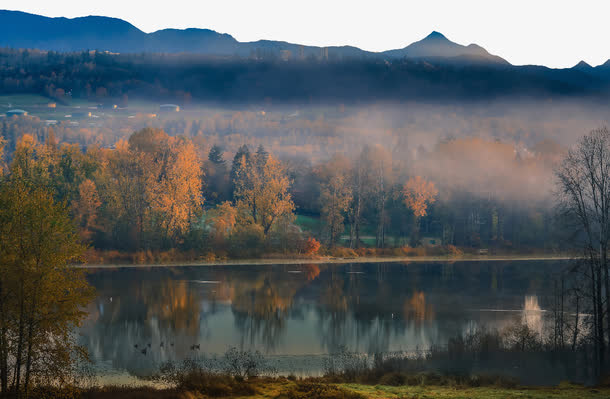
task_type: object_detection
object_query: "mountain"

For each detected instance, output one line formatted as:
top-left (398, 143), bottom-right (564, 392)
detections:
top-left (0, 11), bottom-right (146, 53)
top-left (382, 31), bottom-right (508, 64)
top-left (0, 10), bottom-right (501, 64)
top-left (572, 60), bottom-right (593, 71)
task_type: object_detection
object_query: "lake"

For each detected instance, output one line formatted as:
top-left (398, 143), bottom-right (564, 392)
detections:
top-left (79, 260), bottom-right (568, 383)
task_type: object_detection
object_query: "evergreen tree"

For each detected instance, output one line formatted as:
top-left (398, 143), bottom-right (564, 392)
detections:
top-left (208, 145), bottom-right (225, 165)
top-left (230, 145), bottom-right (251, 197)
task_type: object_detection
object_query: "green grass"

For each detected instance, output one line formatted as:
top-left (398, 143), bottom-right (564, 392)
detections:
top-left (294, 214), bottom-right (323, 233)
top-left (52, 382), bottom-right (610, 399)
top-left (340, 383), bottom-right (610, 399)
top-left (0, 94), bottom-right (53, 107)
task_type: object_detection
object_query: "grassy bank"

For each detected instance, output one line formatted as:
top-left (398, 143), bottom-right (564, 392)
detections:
top-left (342, 383), bottom-right (610, 398)
top-left (41, 380), bottom-right (610, 399)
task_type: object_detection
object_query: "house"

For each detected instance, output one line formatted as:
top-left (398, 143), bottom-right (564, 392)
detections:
top-left (159, 104), bottom-right (180, 113)
top-left (6, 109), bottom-right (28, 117)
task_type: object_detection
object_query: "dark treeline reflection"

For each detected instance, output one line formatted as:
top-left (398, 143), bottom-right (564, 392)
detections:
top-left (79, 261), bottom-right (563, 377)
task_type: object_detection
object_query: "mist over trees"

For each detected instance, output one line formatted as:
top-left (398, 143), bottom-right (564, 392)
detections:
top-left (1, 48), bottom-right (609, 105)
top-left (0, 121), bottom-right (567, 261)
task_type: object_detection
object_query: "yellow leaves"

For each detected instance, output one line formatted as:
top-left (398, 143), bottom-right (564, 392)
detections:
top-left (72, 179), bottom-right (101, 241)
top-left (207, 201), bottom-right (238, 244)
top-left (234, 152), bottom-right (295, 235)
top-left (0, 178), bottom-right (93, 390)
top-left (320, 172), bottom-right (352, 244)
top-left (99, 128), bottom-right (203, 246)
top-left (402, 176), bottom-right (438, 218)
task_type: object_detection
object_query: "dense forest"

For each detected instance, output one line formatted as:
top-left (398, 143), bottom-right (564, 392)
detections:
top-left (0, 48), bottom-right (609, 104)
top-left (1, 46), bottom-right (608, 259)
top-left (2, 92), bottom-right (605, 259)
top-left (0, 120), bottom-right (563, 261)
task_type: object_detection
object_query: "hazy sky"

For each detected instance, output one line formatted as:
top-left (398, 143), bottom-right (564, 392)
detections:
top-left (7, 1), bottom-right (610, 68)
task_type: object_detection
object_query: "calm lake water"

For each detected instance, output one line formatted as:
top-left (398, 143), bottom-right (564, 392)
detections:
top-left (79, 260), bottom-right (568, 382)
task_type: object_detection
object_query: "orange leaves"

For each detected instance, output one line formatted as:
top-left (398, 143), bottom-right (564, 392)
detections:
top-left (99, 128), bottom-right (203, 247)
top-left (402, 176), bottom-right (438, 218)
top-left (207, 201), bottom-right (238, 244)
top-left (72, 179), bottom-right (101, 241)
top-left (234, 151), bottom-right (295, 235)
top-left (303, 237), bottom-right (321, 256)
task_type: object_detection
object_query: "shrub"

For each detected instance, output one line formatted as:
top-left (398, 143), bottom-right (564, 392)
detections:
top-left (229, 224), bottom-right (266, 258)
top-left (223, 347), bottom-right (274, 379)
top-left (378, 372), bottom-right (406, 386)
top-left (330, 247), bottom-right (358, 258)
top-left (303, 237), bottom-right (321, 256)
top-left (276, 382), bottom-right (365, 399)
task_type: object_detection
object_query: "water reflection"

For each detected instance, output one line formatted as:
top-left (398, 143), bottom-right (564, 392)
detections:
top-left (79, 260), bottom-right (564, 377)
top-left (523, 295), bottom-right (543, 334)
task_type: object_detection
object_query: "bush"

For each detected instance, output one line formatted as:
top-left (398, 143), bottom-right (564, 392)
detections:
top-left (329, 247), bottom-right (358, 258)
top-left (378, 372), bottom-right (406, 386)
top-left (153, 358), bottom-right (258, 397)
top-left (229, 224), bottom-right (266, 258)
top-left (303, 237), bottom-right (321, 256)
top-left (276, 382), bottom-right (365, 399)
top-left (223, 347), bottom-right (274, 379)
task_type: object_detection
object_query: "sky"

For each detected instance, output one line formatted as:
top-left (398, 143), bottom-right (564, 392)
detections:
top-left (6, 0), bottom-right (610, 68)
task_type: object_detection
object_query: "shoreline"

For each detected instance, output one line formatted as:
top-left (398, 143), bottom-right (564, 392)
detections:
top-left (75, 254), bottom-right (574, 269)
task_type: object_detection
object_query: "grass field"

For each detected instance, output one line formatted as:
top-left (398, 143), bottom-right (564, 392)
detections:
top-left (294, 214), bottom-right (323, 234)
top-left (0, 94), bottom-right (53, 107)
top-left (74, 381), bottom-right (610, 399)
top-left (341, 383), bottom-right (610, 399)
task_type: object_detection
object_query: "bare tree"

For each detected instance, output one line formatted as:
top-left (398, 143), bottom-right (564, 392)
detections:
top-left (556, 127), bottom-right (610, 372)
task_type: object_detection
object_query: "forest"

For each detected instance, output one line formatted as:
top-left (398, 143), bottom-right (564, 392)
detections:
top-left (2, 93), bottom-right (605, 261)
top-left (0, 114), bottom-right (566, 262)
top-left (1, 47), bottom-right (608, 105)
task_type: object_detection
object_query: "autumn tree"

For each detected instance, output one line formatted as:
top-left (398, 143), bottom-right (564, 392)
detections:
top-left (206, 201), bottom-right (238, 247)
top-left (96, 128), bottom-right (203, 249)
top-left (233, 147), bottom-right (295, 236)
top-left (72, 179), bottom-right (102, 241)
top-left (0, 173), bottom-right (93, 397)
top-left (318, 157), bottom-right (353, 246)
top-left (402, 176), bottom-right (438, 246)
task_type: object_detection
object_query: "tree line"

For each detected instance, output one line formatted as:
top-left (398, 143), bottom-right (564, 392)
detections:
top-left (1, 47), bottom-right (605, 104)
top-left (0, 126), bottom-right (561, 259)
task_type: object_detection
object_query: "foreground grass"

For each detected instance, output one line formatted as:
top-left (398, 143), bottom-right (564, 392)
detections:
top-left (342, 383), bottom-right (610, 399)
top-left (68, 381), bottom-right (610, 399)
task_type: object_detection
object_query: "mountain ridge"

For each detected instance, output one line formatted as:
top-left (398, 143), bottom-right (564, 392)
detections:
top-left (0, 9), bottom-right (505, 64)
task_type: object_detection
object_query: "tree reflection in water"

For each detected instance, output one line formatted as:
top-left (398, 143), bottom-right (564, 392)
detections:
top-left (79, 260), bottom-right (563, 378)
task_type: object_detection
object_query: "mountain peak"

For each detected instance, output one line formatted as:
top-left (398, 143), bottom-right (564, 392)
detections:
top-left (425, 31), bottom-right (447, 40)
top-left (573, 60), bottom-right (593, 69)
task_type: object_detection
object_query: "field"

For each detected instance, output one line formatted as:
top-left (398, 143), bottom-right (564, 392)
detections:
top-left (72, 382), bottom-right (610, 399)
top-left (341, 383), bottom-right (610, 399)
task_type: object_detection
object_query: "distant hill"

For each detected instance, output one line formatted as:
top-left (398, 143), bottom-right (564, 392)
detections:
top-left (0, 10), bottom-right (505, 64)
top-left (2, 10), bottom-right (610, 103)
top-left (382, 31), bottom-right (508, 64)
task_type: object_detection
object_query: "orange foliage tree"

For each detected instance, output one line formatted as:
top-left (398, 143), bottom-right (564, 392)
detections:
top-left (402, 176), bottom-right (438, 246)
top-left (233, 149), bottom-right (294, 236)
top-left (96, 128), bottom-right (203, 248)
